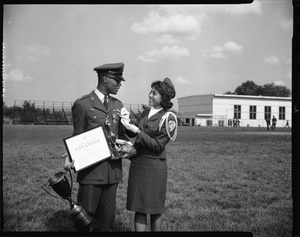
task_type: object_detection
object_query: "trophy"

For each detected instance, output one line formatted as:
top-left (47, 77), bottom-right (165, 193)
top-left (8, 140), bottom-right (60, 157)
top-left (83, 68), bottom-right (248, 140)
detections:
top-left (104, 116), bottom-right (120, 158)
top-left (104, 113), bottom-right (137, 160)
top-left (42, 170), bottom-right (93, 230)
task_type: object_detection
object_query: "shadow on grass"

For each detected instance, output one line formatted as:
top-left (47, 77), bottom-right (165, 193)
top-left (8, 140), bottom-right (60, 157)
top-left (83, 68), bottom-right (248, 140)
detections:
top-left (45, 209), bottom-right (132, 232)
top-left (45, 209), bottom-right (75, 231)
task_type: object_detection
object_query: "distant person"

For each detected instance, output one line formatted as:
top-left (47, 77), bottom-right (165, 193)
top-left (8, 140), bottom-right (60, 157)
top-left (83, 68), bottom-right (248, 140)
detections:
top-left (233, 118), bottom-right (237, 127)
top-left (284, 120), bottom-right (290, 128)
top-left (271, 116), bottom-right (277, 130)
top-left (265, 116), bottom-right (271, 130)
top-left (237, 119), bottom-right (240, 127)
top-left (9, 118), bottom-right (15, 125)
top-left (227, 118), bottom-right (232, 127)
top-left (121, 78), bottom-right (178, 231)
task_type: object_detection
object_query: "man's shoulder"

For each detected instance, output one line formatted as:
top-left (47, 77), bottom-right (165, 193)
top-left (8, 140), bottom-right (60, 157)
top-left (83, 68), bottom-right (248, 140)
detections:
top-left (73, 92), bottom-right (94, 109)
top-left (74, 91), bottom-right (95, 103)
top-left (109, 96), bottom-right (123, 105)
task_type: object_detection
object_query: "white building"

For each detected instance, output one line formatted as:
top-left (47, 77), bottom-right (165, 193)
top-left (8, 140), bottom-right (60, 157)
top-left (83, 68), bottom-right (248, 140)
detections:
top-left (178, 94), bottom-right (292, 127)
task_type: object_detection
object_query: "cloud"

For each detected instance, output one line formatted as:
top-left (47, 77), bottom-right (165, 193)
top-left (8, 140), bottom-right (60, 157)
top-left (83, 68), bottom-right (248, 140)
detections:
top-left (274, 81), bottom-right (286, 86)
top-left (155, 34), bottom-right (180, 44)
top-left (280, 18), bottom-right (292, 29)
top-left (4, 68), bottom-right (34, 83)
top-left (131, 7), bottom-right (208, 43)
top-left (132, 2), bottom-right (262, 44)
top-left (204, 41), bottom-right (243, 59)
top-left (136, 45), bottom-right (190, 62)
top-left (132, 11), bottom-right (206, 42)
top-left (135, 55), bottom-right (158, 63)
top-left (175, 76), bottom-right (190, 84)
top-left (262, 56), bottom-right (280, 65)
top-left (222, 41), bottom-right (244, 52)
top-left (24, 45), bottom-right (51, 56)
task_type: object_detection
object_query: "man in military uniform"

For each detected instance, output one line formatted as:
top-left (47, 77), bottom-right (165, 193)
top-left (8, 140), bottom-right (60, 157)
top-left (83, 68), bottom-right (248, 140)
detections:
top-left (69, 63), bottom-right (130, 231)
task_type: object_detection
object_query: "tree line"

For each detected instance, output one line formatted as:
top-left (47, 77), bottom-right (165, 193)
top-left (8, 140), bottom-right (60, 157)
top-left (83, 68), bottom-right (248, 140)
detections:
top-left (3, 100), bottom-right (70, 124)
top-left (225, 80), bottom-right (291, 97)
top-left (3, 81), bottom-right (290, 123)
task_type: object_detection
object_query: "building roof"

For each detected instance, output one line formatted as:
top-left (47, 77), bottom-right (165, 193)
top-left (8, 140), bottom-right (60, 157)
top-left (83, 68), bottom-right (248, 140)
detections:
top-left (178, 93), bottom-right (291, 101)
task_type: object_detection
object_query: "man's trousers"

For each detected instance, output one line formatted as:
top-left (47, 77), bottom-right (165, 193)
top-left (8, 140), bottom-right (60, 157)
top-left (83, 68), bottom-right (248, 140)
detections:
top-left (77, 183), bottom-right (118, 232)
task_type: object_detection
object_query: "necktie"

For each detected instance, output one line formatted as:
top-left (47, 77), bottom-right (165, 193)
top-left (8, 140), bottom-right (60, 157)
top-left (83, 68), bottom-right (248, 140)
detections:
top-left (104, 95), bottom-right (108, 109)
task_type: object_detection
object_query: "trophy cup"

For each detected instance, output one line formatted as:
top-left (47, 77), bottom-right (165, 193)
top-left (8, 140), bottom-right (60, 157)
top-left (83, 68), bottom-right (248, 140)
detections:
top-left (104, 114), bottom-right (136, 159)
top-left (104, 116), bottom-right (123, 159)
top-left (42, 170), bottom-right (93, 230)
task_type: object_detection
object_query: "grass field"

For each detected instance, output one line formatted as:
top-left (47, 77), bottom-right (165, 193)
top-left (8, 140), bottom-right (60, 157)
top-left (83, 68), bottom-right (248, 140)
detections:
top-left (2, 125), bottom-right (292, 235)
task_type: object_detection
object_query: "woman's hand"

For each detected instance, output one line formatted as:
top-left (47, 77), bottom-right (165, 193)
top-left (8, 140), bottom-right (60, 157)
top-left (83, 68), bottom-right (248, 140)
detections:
top-left (121, 118), bottom-right (139, 134)
top-left (62, 153), bottom-right (75, 171)
top-left (120, 107), bottom-right (130, 122)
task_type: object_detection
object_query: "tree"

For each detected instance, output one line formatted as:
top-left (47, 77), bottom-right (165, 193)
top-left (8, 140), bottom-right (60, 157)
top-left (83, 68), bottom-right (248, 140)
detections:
top-left (262, 83), bottom-right (291, 97)
top-left (229, 80), bottom-right (291, 97)
top-left (234, 80), bottom-right (259, 95)
top-left (20, 100), bottom-right (37, 122)
top-left (3, 102), bottom-right (16, 119)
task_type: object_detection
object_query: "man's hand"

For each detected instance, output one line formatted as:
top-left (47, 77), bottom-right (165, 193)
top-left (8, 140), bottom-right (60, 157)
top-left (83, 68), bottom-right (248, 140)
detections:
top-left (121, 118), bottom-right (139, 133)
top-left (119, 141), bottom-right (136, 159)
top-left (110, 140), bottom-right (136, 160)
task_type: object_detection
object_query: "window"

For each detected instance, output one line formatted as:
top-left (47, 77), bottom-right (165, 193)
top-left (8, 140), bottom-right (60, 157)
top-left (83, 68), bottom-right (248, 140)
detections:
top-left (250, 105), bottom-right (256, 120)
top-left (234, 105), bottom-right (241, 119)
top-left (185, 118), bottom-right (190, 124)
top-left (264, 106), bottom-right (271, 120)
top-left (279, 107), bottom-right (285, 120)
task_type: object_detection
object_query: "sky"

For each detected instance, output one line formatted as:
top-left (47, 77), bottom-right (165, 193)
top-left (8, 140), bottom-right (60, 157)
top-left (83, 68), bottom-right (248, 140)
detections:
top-left (3, 2), bottom-right (293, 111)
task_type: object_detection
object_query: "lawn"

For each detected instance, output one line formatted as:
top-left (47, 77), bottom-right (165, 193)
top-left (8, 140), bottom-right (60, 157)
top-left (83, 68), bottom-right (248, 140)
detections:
top-left (2, 125), bottom-right (292, 235)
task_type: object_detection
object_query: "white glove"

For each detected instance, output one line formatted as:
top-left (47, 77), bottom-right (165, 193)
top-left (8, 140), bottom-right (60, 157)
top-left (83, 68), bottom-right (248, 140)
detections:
top-left (120, 107), bottom-right (130, 122)
top-left (121, 118), bottom-right (139, 133)
top-left (62, 153), bottom-right (75, 171)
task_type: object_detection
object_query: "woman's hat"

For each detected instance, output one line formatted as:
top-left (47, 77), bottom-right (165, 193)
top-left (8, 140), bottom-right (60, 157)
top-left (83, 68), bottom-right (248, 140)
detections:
top-left (162, 77), bottom-right (176, 99)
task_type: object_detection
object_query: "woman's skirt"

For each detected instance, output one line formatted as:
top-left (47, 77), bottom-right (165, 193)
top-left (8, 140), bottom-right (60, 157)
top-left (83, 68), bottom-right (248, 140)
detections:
top-left (126, 155), bottom-right (167, 214)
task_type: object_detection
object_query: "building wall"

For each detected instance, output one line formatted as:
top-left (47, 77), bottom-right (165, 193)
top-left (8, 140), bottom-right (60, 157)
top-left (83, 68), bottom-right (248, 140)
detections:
top-left (212, 95), bottom-right (292, 127)
top-left (178, 94), bottom-right (213, 125)
top-left (178, 94), bottom-right (292, 127)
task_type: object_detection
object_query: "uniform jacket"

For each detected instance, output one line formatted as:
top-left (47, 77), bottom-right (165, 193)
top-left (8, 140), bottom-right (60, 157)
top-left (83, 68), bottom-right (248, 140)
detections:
top-left (72, 90), bottom-right (129, 184)
top-left (128, 108), bottom-right (176, 159)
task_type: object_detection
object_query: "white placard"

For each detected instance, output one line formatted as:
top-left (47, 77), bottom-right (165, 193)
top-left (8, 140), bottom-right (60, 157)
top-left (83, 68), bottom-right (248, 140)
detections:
top-left (63, 125), bottom-right (111, 171)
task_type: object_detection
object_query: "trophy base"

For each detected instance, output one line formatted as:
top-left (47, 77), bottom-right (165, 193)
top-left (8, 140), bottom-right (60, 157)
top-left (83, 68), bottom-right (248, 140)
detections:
top-left (69, 203), bottom-right (93, 230)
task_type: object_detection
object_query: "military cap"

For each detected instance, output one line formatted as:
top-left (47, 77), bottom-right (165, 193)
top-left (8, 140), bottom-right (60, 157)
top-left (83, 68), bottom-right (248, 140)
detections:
top-left (162, 77), bottom-right (176, 99)
top-left (94, 62), bottom-right (125, 81)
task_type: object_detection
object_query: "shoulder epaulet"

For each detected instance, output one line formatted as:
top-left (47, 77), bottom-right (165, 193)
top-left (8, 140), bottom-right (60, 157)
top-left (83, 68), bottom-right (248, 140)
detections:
top-left (158, 111), bottom-right (178, 141)
top-left (76, 94), bottom-right (89, 101)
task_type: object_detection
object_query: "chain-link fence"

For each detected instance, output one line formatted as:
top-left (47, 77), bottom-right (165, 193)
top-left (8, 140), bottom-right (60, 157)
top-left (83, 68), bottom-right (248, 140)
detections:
top-left (11, 100), bottom-right (148, 125)
top-left (11, 100), bottom-right (184, 125)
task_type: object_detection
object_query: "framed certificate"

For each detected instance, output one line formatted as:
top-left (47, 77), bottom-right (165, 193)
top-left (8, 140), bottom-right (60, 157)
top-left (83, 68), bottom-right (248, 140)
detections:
top-left (63, 125), bottom-right (111, 171)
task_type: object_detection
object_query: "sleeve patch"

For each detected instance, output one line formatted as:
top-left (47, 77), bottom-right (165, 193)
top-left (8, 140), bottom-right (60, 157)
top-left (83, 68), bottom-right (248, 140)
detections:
top-left (168, 120), bottom-right (176, 132)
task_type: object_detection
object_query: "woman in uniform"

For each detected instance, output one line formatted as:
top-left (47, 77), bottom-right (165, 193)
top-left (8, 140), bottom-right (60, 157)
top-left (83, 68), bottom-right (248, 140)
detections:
top-left (120, 77), bottom-right (177, 231)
